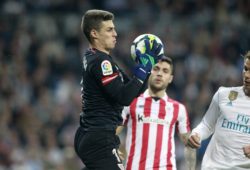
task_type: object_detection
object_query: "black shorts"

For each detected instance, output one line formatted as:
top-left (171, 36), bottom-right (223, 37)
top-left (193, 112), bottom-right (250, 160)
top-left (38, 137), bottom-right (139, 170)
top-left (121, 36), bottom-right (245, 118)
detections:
top-left (74, 127), bottom-right (124, 170)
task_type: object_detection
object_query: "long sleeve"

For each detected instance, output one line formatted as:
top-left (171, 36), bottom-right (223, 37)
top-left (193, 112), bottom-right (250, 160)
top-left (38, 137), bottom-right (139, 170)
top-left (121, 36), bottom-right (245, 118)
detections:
top-left (192, 88), bottom-right (221, 141)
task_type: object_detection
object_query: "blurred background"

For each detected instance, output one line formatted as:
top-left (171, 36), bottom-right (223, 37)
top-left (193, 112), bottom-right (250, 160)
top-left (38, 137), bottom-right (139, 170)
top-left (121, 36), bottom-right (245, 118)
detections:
top-left (0, 0), bottom-right (249, 169)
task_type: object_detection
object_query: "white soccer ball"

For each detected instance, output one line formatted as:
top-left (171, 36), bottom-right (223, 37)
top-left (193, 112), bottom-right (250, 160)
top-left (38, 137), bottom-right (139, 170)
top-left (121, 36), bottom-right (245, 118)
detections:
top-left (130, 33), bottom-right (164, 63)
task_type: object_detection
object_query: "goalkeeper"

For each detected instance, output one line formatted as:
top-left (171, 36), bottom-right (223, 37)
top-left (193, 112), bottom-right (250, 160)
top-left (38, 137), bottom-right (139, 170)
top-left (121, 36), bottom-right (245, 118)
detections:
top-left (74, 9), bottom-right (162, 170)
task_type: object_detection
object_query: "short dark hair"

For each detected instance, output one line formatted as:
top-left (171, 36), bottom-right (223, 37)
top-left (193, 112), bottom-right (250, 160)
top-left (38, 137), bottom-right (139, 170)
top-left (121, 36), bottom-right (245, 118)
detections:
top-left (81, 9), bottom-right (114, 43)
top-left (159, 55), bottom-right (174, 74)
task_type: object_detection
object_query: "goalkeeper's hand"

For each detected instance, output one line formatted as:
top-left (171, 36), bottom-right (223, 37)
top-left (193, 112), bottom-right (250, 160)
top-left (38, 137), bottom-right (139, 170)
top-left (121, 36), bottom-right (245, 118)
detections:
top-left (135, 39), bottom-right (163, 67)
top-left (133, 39), bottom-right (163, 82)
top-left (133, 63), bottom-right (151, 82)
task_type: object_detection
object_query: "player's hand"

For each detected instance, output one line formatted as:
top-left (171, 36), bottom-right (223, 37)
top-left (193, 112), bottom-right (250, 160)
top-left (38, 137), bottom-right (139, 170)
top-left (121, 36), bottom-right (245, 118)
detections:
top-left (243, 145), bottom-right (250, 159)
top-left (133, 63), bottom-right (150, 81)
top-left (187, 133), bottom-right (201, 149)
top-left (118, 149), bottom-right (125, 161)
top-left (133, 39), bottom-right (163, 82)
top-left (135, 39), bottom-right (163, 67)
top-left (145, 39), bottom-right (163, 61)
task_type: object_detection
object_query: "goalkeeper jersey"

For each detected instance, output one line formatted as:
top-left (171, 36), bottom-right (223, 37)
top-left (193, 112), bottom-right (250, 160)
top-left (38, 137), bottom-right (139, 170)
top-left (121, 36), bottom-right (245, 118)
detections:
top-left (80, 48), bottom-right (146, 131)
top-left (193, 86), bottom-right (250, 170)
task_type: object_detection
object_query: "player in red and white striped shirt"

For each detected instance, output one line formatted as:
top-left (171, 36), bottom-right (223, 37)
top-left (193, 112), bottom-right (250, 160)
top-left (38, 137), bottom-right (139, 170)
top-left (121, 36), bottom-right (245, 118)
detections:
top-left (119, 56), bottom-right (196, 170)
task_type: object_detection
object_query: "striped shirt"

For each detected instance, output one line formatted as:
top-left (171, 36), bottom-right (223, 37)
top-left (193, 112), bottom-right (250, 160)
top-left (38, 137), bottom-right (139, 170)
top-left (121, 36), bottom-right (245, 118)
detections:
top-left (122, 90), bottom-right (190, 170)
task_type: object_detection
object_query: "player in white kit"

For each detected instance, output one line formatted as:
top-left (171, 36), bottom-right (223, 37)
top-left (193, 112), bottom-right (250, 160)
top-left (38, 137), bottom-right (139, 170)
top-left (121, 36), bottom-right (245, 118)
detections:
top-left (188, 51), bottom-right (250, 170)
top-left (119, 56), bottom-right (196, 170)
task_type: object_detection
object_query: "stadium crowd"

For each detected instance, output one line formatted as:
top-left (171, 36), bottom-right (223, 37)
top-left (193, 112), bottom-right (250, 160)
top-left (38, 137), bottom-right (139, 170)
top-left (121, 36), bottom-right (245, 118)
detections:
top-left (0, 0), bottom-right (249, 169)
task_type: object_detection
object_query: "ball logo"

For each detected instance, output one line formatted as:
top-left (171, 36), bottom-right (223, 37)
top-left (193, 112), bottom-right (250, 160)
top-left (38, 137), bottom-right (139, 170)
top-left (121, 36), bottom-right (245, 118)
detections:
top-left (101, 60), bottom-right (113, 75)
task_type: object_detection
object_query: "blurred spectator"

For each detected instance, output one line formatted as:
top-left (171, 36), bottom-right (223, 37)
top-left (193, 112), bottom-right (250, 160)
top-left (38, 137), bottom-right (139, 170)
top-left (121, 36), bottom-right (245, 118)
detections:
top-left (0, 0), bottom-right (249, 169)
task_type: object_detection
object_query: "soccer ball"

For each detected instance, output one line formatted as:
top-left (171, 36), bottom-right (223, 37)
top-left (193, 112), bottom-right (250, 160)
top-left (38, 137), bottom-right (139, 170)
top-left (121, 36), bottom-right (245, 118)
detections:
top-left (130, 34), bottom-right (164, 63)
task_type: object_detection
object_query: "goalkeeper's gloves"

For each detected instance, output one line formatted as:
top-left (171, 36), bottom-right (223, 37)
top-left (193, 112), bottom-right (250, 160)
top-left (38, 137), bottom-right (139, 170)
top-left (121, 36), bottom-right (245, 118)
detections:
top-left (133, 63), bottom-right (151, 82)
top-left (133, 39), bottom-right (163, 82)
top-left (135, 39), bottom-right (163, 67)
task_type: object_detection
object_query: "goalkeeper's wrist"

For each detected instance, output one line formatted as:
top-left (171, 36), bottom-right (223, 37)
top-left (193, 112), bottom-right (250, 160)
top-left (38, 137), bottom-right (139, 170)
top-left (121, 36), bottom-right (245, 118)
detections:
top-left (133, 65), bottom-right (150, 82)
top-left (135, 77), bottom-right (144, 84)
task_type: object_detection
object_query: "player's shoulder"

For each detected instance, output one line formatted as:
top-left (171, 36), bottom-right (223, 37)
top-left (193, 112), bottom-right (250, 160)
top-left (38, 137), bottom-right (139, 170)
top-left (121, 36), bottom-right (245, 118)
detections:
top-left (217, 86), bottom-right (243, 94)
top-left (132, 91), bottom-right (151, 105)
top-left (167, 97), bottom-right (186, 108)
top-left (216, 86), bottom-right (243, 99)
top-left (135, 93), bottom-right (146, 102)
top-left (85, 48), bottom-right (112, 63)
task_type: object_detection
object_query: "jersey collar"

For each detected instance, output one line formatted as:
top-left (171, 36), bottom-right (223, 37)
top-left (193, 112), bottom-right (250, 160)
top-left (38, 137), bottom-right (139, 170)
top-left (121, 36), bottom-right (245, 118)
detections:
top-left (143, 89), bottom-right (168, 102)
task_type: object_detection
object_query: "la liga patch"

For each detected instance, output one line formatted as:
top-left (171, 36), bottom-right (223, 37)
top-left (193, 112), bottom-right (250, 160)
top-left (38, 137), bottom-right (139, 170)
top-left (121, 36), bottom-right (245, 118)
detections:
top-left (101, 60), bottom-right (113, 76)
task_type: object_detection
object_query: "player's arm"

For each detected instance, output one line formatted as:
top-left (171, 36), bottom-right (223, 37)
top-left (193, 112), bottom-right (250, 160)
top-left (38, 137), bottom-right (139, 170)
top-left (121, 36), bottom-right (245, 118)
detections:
top-left (188, 88), bottom-right (221, 148)
top-left (115, 125), bottom-right (126, 161)
top-left (176, 104), bottom-right (196, 170)
top-left (88, 56), bottom-right (142, 105)
top-left (179, 133), bottom-right (197, 170)
top-left (116, 106), bottom-right (130, 160)
top-left (117, 106), bottom-right (130, 135)
top-left (91, 40), bottom-right (161, 106)
top-left (104, 73), bottom-right (146, 106)
top-left (116, 126), bottom-right (124, 135)
top-left (184, 146), bottom-right (196, 170)
top-left (110, 40), bottom-right (161, 105)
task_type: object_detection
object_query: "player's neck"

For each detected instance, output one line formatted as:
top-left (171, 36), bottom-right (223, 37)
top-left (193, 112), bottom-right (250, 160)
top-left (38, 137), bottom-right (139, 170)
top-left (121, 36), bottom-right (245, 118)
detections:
top-left (243, 87), bottom-right (250, 97)
top-left (148, 88), bottom-right (166, 98)
top-left (90, 44), bottom-right (110, 55)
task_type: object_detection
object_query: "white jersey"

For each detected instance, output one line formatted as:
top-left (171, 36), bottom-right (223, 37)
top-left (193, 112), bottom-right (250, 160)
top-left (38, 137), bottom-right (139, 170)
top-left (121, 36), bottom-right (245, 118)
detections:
top-left (122, 90), bottom-right (190, 170)
top-left (193, 86), bottom-right (250, 170)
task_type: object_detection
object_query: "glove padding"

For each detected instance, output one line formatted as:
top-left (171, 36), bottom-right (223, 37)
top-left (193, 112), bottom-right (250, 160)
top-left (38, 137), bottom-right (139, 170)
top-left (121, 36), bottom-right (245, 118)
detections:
top-left (133, 64), bottom-right (150, 81)
top-left (133, 39), bottom-right (163, 81)
top-left (135, 39), bottom-right (163, 67)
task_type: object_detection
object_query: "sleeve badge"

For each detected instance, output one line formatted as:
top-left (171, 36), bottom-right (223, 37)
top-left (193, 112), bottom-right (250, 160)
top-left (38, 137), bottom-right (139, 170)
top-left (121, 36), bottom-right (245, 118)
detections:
top-left (101, 60), bottom-right (113, 76)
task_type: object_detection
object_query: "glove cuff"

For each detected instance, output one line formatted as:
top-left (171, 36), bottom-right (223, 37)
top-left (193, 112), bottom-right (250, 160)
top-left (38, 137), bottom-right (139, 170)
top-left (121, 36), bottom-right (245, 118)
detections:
top-left (133, 65), bottom-right (150, 82)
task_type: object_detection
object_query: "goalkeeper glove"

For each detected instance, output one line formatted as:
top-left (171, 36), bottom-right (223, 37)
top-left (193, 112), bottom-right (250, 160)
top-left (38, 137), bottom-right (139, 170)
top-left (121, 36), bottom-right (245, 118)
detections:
top-left (133, 63), bottom-right (151, 82)
top-left (133, 39), bottom-right (163, 81)
top-left (135, 39), bottom-right (163, 67)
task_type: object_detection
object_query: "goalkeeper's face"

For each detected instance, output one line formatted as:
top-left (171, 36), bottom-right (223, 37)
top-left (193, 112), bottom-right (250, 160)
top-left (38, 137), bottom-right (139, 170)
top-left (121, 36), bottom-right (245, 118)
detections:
top-left (149, 61), bottom-right (173, 91)
top-left (91, 20), bottom-right (117, 54)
